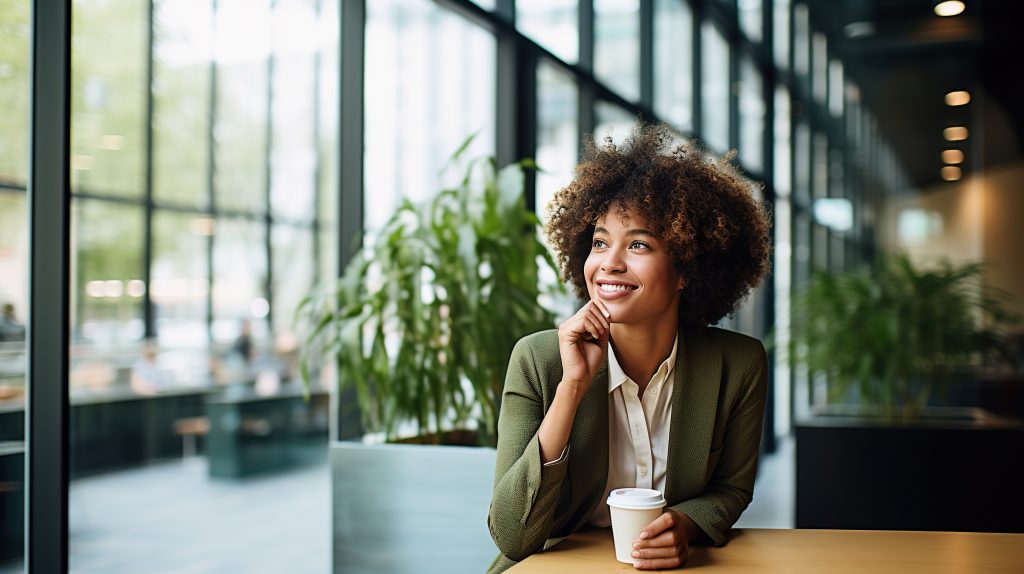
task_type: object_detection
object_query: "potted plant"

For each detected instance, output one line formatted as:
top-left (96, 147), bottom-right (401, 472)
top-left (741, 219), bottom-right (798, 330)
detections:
top-left (787, 254), bottom-right (1024, 533)
top-left (297, 139), bottom-right (566, 573)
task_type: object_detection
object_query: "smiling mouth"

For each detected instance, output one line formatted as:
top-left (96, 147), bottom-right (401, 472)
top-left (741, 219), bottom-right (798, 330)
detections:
top-left (597, 283), bottom-right (638, 294)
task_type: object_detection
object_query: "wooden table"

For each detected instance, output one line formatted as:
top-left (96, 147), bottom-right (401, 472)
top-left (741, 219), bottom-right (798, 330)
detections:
top-left (507, 527), bottom-right (1024, 573)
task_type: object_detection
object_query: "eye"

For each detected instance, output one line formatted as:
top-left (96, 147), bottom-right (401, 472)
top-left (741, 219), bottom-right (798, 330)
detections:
top-left (629, 240), bottom-right (650, 250)
top-left (592, 238), bottom-right (608, 249)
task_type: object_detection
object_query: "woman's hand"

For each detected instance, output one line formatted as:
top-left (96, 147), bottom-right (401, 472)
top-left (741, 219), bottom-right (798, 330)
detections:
top-left (631, 509), bottom-right (693, 570)
top-left (557, 300), bottom-right (611, 398)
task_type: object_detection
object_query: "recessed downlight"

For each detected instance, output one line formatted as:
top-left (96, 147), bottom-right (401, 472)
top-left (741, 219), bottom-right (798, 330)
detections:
top-left (934, 1), bottom-right (965, 17)
top-left (943, 126), bottom-right (969, 141)
top-left (941, 149), bottom-right (964, 164)
top-left (945, 90), bottom-right (971, 106)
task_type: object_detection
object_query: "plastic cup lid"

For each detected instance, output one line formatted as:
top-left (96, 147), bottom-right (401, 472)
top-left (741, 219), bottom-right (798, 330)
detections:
top-left (606, 488), bottom-right (666, 510)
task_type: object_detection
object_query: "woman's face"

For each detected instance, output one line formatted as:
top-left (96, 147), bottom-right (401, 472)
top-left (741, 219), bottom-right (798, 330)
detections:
top-left (583, 206), bottom-right (684, 325)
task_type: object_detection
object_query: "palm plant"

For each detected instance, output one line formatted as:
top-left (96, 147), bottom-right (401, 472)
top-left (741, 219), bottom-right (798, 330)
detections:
top-left (297, 139), bottom-right (564, 446)
top-left (789, 254), bottom-right (1018, 419)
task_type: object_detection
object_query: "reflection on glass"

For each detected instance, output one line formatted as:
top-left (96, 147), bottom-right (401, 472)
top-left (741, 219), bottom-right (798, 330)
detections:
top-left (596, 100), bottom-right (635, 147)
top-left (271, 224), bottom-right (314, 339)
top-left (214, 0), bottom-right (270, 213)
top-left (0, 0), bottom-right (29, 186)
top-left (739, 55), bottom-right (764, 173)
top-left (152, 0), bottom-right (212, 209)
top-left (700, 21), bottom-right (730, 153)
top-left (654, 0), bottom-right (692, 131)
top-left (773, 0), bottom-right (790, 70)
top-left (70, 0), bottom-right (147, 197)
top-left (517, 0), bottom-right (578, 64)
top-left (212, 217), bottom-right (268, 347)
top-left (271, 0), bottom-right (317, 221)
top-left (364, 0), bottom-right (496, 234)
top-left (71, 200), bottom-right (145, 373)
top-left (739, 0), bottom-right (762, 43)
top-left (152, 211), bottom-right (209, 353)
top-left (595, 0), bottom-right (640, 102)
top-left (773, 85), bottom-right (791, 196)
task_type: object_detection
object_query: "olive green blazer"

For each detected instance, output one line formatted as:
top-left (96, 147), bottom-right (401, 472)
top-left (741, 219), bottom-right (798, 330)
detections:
top-left (486, 326), bottom-right (768, 573)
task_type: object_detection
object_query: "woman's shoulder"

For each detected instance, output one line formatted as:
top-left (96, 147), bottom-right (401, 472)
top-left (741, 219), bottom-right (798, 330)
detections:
top-left (513, 329), bottom-right (560, 361)
top-left (700, 326), bottom-right (767, 363)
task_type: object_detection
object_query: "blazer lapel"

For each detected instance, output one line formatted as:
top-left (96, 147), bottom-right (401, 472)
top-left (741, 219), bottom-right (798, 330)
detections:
top-left (664, 327), bottom-right (722, 502)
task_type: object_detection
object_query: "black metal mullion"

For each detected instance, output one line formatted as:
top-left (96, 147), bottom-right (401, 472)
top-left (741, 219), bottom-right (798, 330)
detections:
top-left (639, 0), bottom-right (653, 111)
top-left (311, 0), bottom-right (324, 286)
top-left (495, 0), bottom-right (518, 168)
top-left (691, 0), bottom-right (703, 138)
top-left (761, 0), bottom-right (777, 453)
top-left (27, 0), bottom-right (71, 570)
top-left (143, 0), bottom-right (156, 340)
top-left (264, 0), bottom-right (276, 336)
top-left (206, 0), bottom-right (219, 343)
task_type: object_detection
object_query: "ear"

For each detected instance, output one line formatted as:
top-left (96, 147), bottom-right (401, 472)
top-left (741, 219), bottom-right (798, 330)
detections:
top-left (676, 275), bottom-right (686, 291)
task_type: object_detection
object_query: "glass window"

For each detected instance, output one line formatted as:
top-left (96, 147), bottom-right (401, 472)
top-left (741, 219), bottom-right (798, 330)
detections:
top-left (212, 217), bottom-right (269, 347)
top-left (772, 0), bottom-right (790, 71)
top-left (595, 0), bottom-right (640, 102)
top-left (71, 200), bottom-right (145, 363)
top-left (536, 59), bottom-right (578, 223)
top-left (794, 120), bottom-right (810, 204)
top-left (773, 85), bottom-right (791, 196)
top-left (654, 0), bottom-right (693, 131)
top-left (517, 0), bottom-right (578, 64)
top-left (739, 0), bottom-right (762, 43)
top-left (0, 0), bottom-right (29, 187)
top-left (773, 194), bottom-right (792, 436)
top-left (152, 211), bottom-right (209, 352)
top-left (152, 0), bottom-right (213, 209)
top-left (812, 131), bottom-right (827, 200)
top-left (812, 32), bottom-right (827, 105)
top-left (271, 0), bottom-right (317, 222)
top-left (271, 224), bottom-right (314, 339)
top-left (596, 100), bottom-right (635, 146)
top-left (738, 55), bottom-right (765, 173)
top-left (70, 0), bottom-right (147, 197)
top-left (317, 0), bottom-right (339, 283)
top-left (364, 0), bottom-right (496, 234)
top-left (828, 59), bottom-right (844, 118)
top-left (792, 3), bottom-right (808, 78)
top-left (0, 192), bottom-right (28, 404)
top-left (700, 21), bottom-right (730, 153)
top-left (214, 0), bottom-right (270, 214)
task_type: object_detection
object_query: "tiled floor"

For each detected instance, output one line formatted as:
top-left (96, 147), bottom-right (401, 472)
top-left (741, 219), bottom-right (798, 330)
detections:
top-left (0, 436), bottom-right (794, 573)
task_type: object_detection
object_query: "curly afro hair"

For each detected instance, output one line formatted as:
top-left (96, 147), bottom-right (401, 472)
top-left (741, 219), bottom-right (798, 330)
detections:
top-left (545, 121), bottom-right (772, 329)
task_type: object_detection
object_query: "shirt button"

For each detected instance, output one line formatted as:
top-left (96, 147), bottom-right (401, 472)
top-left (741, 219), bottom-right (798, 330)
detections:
top-left (651, 387), bottom-right (658, 395)
top-left (640, 466), bottom-right (648, 476)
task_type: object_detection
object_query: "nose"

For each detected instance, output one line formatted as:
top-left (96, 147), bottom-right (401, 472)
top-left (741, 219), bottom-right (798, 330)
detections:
top-left (600, 247), bottom-right (626, 273)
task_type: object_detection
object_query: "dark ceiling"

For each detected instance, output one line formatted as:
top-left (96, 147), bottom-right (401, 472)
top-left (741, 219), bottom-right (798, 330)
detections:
top-left (807, 0), bottom-right (1024, 190)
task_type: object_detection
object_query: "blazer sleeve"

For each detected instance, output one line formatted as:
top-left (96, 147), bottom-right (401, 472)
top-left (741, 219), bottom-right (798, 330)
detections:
top-left (487, 336), bottom-right (571, 562)
top-left (670, 343), bottom-right (768, 546)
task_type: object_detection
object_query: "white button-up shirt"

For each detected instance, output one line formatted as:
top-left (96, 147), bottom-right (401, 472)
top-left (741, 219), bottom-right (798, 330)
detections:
top-left (589, 335), bottom-right (678, 527)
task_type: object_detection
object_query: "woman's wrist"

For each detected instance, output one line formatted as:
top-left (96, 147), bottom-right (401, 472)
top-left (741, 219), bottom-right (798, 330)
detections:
top-left (556, 379), bottom-right (587, 407)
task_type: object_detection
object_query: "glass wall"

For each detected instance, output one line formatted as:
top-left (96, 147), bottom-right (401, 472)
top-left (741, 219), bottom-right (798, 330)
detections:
top-left (2, 0), bottom-right (918, 567)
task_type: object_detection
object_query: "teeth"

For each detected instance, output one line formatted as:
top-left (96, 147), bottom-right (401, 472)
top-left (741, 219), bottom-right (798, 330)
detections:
top-left (599, 284), bottom-right (634, 293)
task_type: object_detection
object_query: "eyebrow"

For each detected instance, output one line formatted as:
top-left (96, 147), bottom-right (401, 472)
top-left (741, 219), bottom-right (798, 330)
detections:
top-left (593, 226), bottom-right (655, 238)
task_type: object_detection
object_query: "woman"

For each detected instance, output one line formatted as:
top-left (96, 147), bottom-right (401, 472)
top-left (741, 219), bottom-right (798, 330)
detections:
top-left (487, 122), bottom-right (772, 572)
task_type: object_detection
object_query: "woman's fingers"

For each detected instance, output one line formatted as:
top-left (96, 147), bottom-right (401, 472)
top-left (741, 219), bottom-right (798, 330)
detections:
top-left (633, 556), bottom-right (684, 570)
top-left (637, 511), bottom-right (676, 541)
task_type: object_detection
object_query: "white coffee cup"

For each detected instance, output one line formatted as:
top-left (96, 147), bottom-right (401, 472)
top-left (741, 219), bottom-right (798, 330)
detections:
top-left (606, 488), bottom-right (666, 564)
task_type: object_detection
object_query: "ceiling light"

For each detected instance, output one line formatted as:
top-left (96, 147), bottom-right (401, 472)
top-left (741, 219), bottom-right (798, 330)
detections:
top-left (934, 1), bottom-right (965, 17)
top-left (941, 166), bottom-right (962, 181)
top-left (941, 149), bottom-right (964, 164)
top-left (943, 126), bottom-right (969, 141)
top-left (945, 90), bottom-right (971, 106)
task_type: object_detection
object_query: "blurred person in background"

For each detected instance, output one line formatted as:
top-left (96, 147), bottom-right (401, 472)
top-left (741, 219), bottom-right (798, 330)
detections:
top-left (0, 303), bottom-right (25, 342)
top-left (130, 338), bottom-right (174, 395)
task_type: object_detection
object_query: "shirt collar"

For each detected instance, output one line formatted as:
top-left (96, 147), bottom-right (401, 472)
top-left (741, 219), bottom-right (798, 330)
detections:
top-left (607, 333), bottom-right (679, 394)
